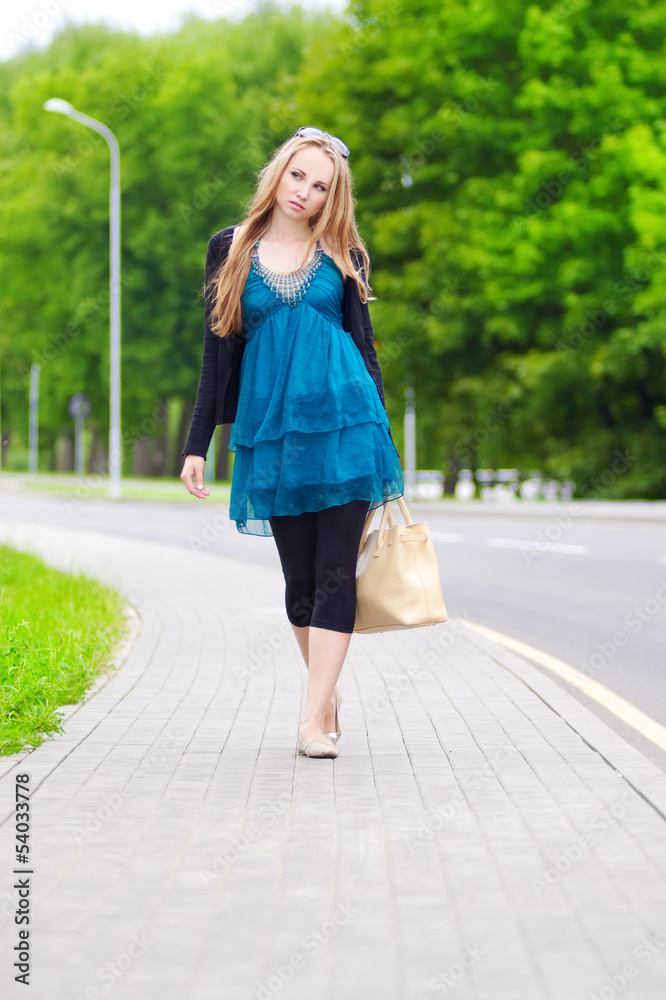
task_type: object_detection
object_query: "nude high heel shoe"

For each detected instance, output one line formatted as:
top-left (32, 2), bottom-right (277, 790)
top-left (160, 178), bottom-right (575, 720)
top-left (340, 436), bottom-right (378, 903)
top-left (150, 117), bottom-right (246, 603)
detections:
top-left (297, 735), bottom-right (339, 758)
top-left (325, 687), bottom-right (342, 744)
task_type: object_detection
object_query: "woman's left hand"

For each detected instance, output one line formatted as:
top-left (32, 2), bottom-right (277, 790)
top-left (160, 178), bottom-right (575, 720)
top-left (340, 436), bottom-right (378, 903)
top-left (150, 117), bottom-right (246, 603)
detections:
top-left (181, 455), bottom-right (210, 498)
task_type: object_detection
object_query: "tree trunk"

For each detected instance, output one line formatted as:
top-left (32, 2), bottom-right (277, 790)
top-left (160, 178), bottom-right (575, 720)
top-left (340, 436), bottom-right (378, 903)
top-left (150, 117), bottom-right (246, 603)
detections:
top-left (173, 398), bottom-right (195, 476)
top-left (216, 424), bottom-right (231, 480)
top-left (132, 434), bottom-right (169, 477)
top-left (54, 433), bottom-right (75, 471)
top-left (87, 424), bottom-right (109, 476)
top-left (1, 429), bottom-right (10, 468)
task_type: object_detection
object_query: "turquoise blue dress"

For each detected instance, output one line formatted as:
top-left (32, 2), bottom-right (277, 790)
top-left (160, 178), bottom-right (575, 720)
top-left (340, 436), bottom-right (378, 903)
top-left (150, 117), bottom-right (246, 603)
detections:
top-left (228, 244), bottom-right (405, 536)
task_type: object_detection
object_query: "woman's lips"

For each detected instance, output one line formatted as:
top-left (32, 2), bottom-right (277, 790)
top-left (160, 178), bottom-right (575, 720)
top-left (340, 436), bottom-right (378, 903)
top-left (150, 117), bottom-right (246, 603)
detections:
top-left (289, 201), bottom-right (305, 210)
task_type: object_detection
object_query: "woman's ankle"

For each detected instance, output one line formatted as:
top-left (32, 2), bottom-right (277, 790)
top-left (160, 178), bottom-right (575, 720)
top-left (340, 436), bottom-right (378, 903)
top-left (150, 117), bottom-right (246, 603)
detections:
top-left (300, 714), bottom-right (325, 731)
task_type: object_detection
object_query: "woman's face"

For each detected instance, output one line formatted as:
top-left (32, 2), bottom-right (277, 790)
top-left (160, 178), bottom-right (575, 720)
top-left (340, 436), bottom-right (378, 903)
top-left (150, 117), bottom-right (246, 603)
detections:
top-left (274, 146), bottom-right (335, 224)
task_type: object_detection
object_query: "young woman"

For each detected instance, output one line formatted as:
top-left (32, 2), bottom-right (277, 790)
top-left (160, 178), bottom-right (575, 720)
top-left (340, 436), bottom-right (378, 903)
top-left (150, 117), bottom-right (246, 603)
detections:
top-left (181, 127), bottom-right (404, 758)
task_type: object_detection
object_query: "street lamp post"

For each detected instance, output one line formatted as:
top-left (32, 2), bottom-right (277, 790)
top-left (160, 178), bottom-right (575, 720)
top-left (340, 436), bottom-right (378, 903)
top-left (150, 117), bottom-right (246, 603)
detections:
top-left (43, 99), bottom-right (122, 498)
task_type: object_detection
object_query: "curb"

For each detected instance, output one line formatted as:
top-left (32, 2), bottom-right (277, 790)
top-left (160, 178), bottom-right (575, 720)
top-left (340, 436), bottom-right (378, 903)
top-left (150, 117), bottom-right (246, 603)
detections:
top-left (407, 499), bottom-right (666, 522)
top-left (460, 620), bottom-right (666, 821)
top-left (0, 601), bottom-right (142, 768)
top-left (57, 602), bottom-right (142, 725)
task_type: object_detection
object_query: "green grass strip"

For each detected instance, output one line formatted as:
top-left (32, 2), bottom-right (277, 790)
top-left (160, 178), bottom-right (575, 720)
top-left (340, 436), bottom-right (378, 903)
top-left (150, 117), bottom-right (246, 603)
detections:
top-left (0, 545), bottom-right (128, 756)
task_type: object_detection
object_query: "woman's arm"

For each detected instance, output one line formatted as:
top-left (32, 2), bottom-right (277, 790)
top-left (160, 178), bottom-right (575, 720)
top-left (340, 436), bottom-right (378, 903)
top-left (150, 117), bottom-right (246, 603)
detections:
top-left (349, 251), bottom-right (401, 457)
top-left (351, 250), bottom-right (386, 408)
top-left (360, 293), bottom-right (386, 409)
top-left (181, 231), bottom-right (232, 459)
top-left (181, 230), bottom-right (235, 498)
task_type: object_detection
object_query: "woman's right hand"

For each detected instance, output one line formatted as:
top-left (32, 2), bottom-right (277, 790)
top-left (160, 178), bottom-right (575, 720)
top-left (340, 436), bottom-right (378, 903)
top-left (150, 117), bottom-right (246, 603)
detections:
top-left (181, 455), bottom-right (210, 498)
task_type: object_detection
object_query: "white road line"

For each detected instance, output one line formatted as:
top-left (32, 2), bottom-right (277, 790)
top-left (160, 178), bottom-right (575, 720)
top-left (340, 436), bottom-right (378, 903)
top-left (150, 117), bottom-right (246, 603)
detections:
top-left (460, 619), bottom-right (666, 753)
top-left (430, 531), bottom-right (465, 543)
top-left (486, 537), bottom-right (589, 555)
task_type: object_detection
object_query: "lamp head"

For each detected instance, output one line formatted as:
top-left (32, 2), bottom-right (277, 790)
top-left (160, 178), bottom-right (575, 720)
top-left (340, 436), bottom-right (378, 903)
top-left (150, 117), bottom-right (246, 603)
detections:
top-left (43, 98), bottom-right (76, 116)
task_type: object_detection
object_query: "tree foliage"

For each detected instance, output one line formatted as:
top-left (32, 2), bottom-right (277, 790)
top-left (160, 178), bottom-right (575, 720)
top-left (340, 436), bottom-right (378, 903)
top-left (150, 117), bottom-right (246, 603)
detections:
top-left (1, 0), bottom-right (665, 496)
top-left (0, 5), bottom-right (327, 473)
top-left (291, 0), bottom-right (666, 496)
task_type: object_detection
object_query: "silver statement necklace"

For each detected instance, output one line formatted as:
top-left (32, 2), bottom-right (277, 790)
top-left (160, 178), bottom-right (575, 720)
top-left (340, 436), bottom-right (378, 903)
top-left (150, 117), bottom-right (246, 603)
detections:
top-left (251, 237), bottom-right (323, 307)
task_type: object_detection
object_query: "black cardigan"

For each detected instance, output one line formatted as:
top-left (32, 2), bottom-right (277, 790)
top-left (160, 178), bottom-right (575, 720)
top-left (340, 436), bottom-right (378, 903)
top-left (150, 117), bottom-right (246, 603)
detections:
top-left (182, 225), bottom-right (393, 459)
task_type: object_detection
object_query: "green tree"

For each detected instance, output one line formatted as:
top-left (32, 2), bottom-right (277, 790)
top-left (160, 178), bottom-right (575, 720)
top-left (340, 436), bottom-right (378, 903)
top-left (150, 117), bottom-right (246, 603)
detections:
top-left (0, 5), bottom-right (332, 474)
top-left (3, 0), bottom-right (666, 497)
top-left (291, 0), bottom-right (666, 496)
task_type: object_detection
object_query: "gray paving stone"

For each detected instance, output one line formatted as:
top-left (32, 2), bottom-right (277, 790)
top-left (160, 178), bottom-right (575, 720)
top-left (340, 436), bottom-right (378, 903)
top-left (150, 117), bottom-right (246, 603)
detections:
top-left (1, 518), bottom-right (666, 1000)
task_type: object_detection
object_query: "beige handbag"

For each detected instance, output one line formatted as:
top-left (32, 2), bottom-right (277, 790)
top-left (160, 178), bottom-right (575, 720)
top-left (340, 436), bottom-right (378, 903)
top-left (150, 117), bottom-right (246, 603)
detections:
top-left (353, 496), bottom-right (448, 633)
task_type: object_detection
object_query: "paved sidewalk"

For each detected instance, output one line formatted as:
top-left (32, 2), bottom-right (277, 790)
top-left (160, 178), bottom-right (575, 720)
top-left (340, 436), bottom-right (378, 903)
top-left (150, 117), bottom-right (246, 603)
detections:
top-left (1, 518), bottom-right (666, 1000)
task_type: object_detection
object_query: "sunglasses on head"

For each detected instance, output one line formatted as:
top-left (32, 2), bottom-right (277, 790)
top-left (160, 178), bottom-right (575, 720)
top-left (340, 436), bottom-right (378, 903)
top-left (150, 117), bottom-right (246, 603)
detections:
top-left (295, 126), bottom-right (350, 159)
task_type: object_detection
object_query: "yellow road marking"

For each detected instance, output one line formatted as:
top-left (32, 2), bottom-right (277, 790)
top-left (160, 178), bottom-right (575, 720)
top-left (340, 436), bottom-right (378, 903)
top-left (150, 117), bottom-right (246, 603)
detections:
top-left (460, 619), bottom-right (666, 752)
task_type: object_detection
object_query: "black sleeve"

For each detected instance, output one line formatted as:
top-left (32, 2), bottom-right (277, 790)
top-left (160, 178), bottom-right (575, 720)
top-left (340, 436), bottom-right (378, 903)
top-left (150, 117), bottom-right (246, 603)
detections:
top-left (353, 255), bottom-right (401, 459)
top-left (360, 292), bottom-right (386, 408)
top-left (353, 253), bottom-right (386, 408)
top-left (182, 232), bottom-right (230, 458)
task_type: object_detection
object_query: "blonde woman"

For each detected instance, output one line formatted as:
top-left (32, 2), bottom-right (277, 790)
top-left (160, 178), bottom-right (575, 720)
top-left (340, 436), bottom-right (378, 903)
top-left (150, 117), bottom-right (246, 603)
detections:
top-left (181, 127), bottom-right (404, 758)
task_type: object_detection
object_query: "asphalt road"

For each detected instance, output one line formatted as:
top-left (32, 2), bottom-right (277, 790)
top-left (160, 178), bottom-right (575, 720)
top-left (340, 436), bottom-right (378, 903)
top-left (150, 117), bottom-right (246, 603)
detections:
top-left (2, 486), bottom-right (665, 771)
top-left (424, 508), bottom-right (666, 771)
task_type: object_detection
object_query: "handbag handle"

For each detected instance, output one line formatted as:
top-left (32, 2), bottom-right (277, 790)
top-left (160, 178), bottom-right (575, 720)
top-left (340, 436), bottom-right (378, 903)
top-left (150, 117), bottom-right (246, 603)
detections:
top-left (357, 496), bottom-right (414, 557)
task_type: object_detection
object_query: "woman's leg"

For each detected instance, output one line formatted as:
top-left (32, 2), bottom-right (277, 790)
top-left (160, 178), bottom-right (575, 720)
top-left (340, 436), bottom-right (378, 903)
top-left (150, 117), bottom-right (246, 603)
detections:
top-left (298, 628), bottom-right (352, 740)
top-left (290, 625), bottom-right (310, 664)
top-left (269, 513), bottom-right (339, 736)
top-left (269, 510), bottom-right (317, 629)
top-left (271, 499), bottom-right (370, 744)
top-left (311, 499), bottom-right (370, 633)
top-left (297, 500), bottom-right (370, 742)
top-left (291, 624), bottom-right (338, 733)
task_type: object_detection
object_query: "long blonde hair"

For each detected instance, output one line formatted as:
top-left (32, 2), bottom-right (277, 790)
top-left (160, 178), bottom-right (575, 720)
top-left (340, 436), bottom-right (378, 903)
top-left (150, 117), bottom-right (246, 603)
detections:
top-left (207, 133), bottom-right (372, 339)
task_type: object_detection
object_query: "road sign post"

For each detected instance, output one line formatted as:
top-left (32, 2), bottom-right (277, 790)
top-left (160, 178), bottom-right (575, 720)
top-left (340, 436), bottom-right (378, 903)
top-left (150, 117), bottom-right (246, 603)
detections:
top-left (68, 393), bottom-right (93, 474)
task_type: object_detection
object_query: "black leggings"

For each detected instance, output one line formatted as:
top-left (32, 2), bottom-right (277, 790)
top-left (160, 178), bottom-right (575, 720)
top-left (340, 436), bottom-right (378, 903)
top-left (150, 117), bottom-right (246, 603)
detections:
top-left (269, 499), bottom-right (371, 634)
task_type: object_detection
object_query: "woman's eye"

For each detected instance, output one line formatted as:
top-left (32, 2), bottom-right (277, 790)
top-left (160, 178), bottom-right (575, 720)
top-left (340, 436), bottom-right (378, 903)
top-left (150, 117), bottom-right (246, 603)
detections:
top-left (289, 171), bottom-right (325, 191)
